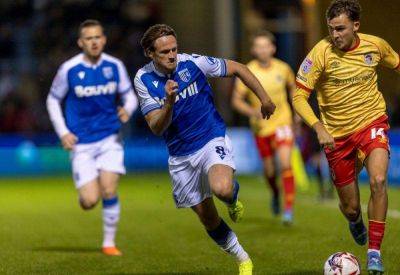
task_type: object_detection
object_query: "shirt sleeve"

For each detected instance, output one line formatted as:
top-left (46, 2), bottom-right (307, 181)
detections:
top-left (376, 37), bottom-right (400, 70)
top-left (134, 73), bottom-right (162, 116)
top-left (191, 54), bottom-right (227, 77)
top-left (295, 42), bottom-right (326, 92)
top-left (285, 63), bottom-right (296, 88)
top-left (49, 65), bottom-right (69, 100)
top-left (116, 61), bottom-right (133, 94)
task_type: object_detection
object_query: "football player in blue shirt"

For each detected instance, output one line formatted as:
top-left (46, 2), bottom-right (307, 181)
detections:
top-left (135, 24), bottom-right (275, 275)
top-left (46, 19), bottom-right (138, 256)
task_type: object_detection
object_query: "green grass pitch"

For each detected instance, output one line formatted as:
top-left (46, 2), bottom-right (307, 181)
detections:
top-left (0, 173), bottom-right (399, 274)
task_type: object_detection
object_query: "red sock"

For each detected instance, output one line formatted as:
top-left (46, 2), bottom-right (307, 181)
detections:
top-left (267, 176), bottom-right (279, 197)
top-left (282, 169), bottom-right (295, 211)
top-left (368, 220), bottom-right (385, 250)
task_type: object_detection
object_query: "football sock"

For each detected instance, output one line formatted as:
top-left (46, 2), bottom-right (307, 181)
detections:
top-left (102, 196), bottom-right (120, 248)
top-left (226, 180), bottom-right (240, 205)
top-left (207, 219), bottom-right (249, 262)
top-left (368, 220), bottom-right (385, 250)
top-left (282, 169), bottom-right (295, 211)
top-left (267, 175), bottom-right (279, 197)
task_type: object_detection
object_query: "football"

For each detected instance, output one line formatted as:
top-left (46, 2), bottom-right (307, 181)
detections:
top-left (324, 252), bottom-right (361, 275)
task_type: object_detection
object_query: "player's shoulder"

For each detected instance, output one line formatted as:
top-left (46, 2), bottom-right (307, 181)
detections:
top-left (358, 33), bottom-right (387, 48)
top-left (58, 53), bottom-right (84, 73)
top-left (271, 58), bottom-right (290, 68)
top-left (134, 61), bottom-right (156, 88)
top-left (246, 59), bottom-right (258, 68)
top-left (312, 36), bottom-right (332, 53)
top-left (102, 53), bottom-right (124, 66)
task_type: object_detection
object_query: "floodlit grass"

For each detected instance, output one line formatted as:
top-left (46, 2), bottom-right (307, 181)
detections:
top-left (0, 173), bottom-right (399, 274)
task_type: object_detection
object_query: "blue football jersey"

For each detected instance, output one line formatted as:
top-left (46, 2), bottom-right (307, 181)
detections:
top-left (50, 53), bottom-right (132, 143)
top-left (134, 53), bottom-right (228, 156)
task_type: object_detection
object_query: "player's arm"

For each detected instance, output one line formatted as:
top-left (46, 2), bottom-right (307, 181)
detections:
top-left (116, 61), bottom-right (139, 123)
top-left (46, 66), bottom-right (77, 150)
top-left (293, 44), bottom-right (334, 149)
top-left (292, 87), bottom-right (333, 149)
top-left (143, 80), bottom-right (177, 136)
top-left (118, 91), bottom-right (138, 123)
top-left (226, 60), bottom-right (275, 119)
top-left (231, 78), bottom-right (262, 119)
top-left (376, 37), bottom-right (400, 74)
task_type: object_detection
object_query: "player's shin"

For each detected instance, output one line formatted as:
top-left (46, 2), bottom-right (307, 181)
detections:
top-left (102, 196), bottom-right (120, 248)
top-left (282, 169), bottom-right (295, 212)
top-left (206, 219), bottom-right (249, 263)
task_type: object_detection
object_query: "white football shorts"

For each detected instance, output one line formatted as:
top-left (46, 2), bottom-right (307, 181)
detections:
top-left (168, 135), bottom-right (236, 208)
top-left (70, 134), bottom-right (125, 189)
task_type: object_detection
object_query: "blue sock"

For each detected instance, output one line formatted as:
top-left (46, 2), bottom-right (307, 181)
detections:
top-left (207, 219), bottom-right (232, 245)
top-left (228, 180), bottom-right (240, 205)
top-left (206, 219), bottom-right (249, 262)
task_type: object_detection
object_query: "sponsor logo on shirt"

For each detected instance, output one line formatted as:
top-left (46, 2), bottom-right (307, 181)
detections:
top-left (301, 58), bottom-right (313, 74)
top-left (178, 68), bottom-right (191, 82)
top-left (331, 72), bottom-right (374, 86)
top-left (154, 81), bottom-right (199, 105)
top-left (74, 81), bottom-right (117, 97)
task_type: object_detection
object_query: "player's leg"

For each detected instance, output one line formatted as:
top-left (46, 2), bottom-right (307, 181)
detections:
top-left (191, 197), bottom-right (252, 274)
top-left (96, 134), bottom-right (126, 256)
top-left (276, 144), bottom-right (295, 224)
top-left (71, 144), bottom-right (101, 209)
top-left (335, 181), bottom-right (367, 246)
top-left (255, 135), bottom-right (280, 214)
top-left (364, 148), bottom-right (388, 274)
top-left (208, 164), bottom-right (244, 223)
top-left (78, 180), bottom-right (101, 209)
top-left (98, 171), bottom-right (122, 256)
top-left (325, 137), bottom-right (367, 246)
top-left (262, 157), bottom-right (280, 215)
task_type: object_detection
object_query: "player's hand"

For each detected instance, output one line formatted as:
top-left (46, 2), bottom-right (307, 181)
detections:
top-left (165, 80), bottom-right (178, 107)
top-left (260, 100), bottom-right (276, 119)
top-left (118, 106), bottom-right (130, 123)
top-left (61, 133), bottom-right (78, 151)
top-left (313, 121), bottom-right (335, 150)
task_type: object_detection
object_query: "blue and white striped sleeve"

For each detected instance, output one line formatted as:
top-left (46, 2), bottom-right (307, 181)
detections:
top-left (191, 54), bottom-right (227, 78)
top-left (134, 71), bottom-right (161, 116)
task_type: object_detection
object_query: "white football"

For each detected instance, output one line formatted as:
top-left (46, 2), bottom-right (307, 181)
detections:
top-left (324, 252), bottom-right (361, 275)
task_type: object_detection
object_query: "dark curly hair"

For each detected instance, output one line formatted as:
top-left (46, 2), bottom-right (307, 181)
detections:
top-left (326, 0), bottom-right (361, 21)
top-left (140, 24), bottom-right (177, 57)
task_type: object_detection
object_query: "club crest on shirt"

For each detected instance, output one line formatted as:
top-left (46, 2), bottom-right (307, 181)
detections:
top-left (364, 53), bottom-right (373, 65)
top-left (102, 67), bottom-right (114, 79)
top-left (301, 58), bottom-right (313, 74)
top-left (276, 75), bottom-right (283, 83)
top-left (178, 68), bottom-right (191, 82)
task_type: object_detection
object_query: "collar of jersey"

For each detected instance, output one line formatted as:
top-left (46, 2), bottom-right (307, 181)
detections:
top-left (80, 53), bottom-right (105, 69)
top-left (151, 61), bottom-right (177, 78)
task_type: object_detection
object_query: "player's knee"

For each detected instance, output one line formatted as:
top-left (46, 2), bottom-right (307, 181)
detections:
top-left (213, 179), bottom-right (233, 199)
top-left (79, 195), bottom-right (99, 210)
top-left (340, 201), bottom-right (359, 220)
top-left (101, 186), bottom-right (117, 199)
top-left (370, 174), bottom-right (387, 196)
